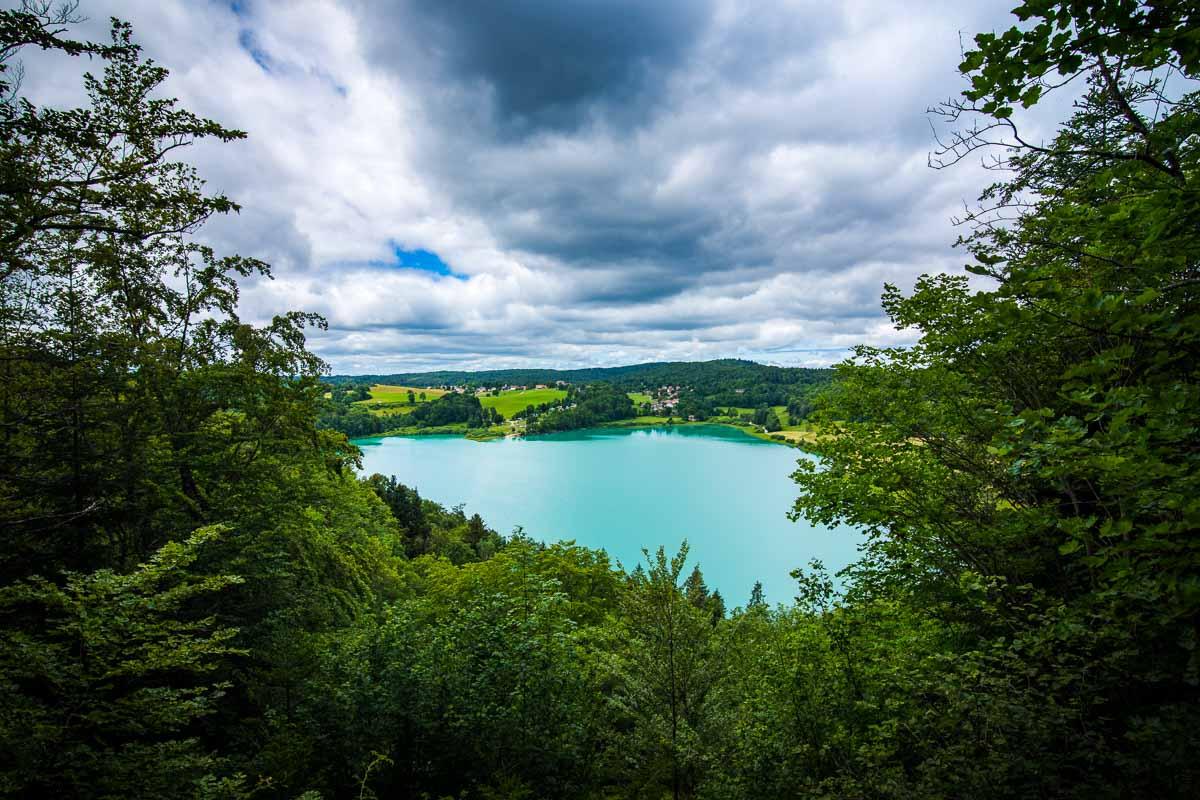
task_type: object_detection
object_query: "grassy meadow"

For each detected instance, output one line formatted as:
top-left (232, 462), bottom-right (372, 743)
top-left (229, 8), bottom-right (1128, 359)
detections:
top-left (354, 385), bottom-right (570, 420)
top-left (356, 385), bottom-right (448, 415)
top-left (479, 388), bottom-right (568, 417)
top-left (369, 385), bottom-right (448, 402)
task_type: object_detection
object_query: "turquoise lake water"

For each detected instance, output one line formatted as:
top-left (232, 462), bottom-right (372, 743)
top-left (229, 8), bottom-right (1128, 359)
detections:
top-left (354, 424), bottom-right (860, 606)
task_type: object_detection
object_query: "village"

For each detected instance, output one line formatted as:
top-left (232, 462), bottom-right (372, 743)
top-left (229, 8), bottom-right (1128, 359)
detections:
top-left (432, 381), bottom-right (688, 416)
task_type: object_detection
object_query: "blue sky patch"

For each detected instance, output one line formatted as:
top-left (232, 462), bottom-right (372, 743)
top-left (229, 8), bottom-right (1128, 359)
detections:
top-left (391, 247), bottom-right (465, 279)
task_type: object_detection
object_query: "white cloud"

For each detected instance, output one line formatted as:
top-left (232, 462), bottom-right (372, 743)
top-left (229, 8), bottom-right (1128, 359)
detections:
top-left (12, 0), bottom-right (1041, 372)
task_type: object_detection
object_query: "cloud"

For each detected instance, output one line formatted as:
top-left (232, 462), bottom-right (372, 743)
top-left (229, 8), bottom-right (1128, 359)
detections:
top-left (357, 0), bottom-right (713, 134)
top-left (12, 0), bottom-right (1040, 373)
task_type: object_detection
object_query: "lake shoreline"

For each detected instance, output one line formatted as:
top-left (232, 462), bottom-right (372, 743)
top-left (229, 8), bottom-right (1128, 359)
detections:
top-left (353, 418), bottom-right (823, 452)
top-left (353, 422), bottom-right (856, 602)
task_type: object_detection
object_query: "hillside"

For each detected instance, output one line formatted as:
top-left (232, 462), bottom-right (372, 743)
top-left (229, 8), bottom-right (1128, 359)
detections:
top-left (330, 359), bottom-right (832, 407)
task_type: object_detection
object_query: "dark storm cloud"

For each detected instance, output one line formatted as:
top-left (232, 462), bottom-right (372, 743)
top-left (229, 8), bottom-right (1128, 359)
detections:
top-left (360, 0), bottom-right (714, 133)
top-left (346, 0), bottom-right (1002, 306)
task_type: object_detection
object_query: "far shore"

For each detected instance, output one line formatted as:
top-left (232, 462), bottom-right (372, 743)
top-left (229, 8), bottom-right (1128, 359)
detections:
top-left (351, 417), bottom-right (828, 453)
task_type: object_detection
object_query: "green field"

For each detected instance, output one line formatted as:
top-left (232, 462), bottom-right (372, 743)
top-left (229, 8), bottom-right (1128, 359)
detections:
top-left (354, 384), bottom-right (448, 415)
top-left (718, 406), bottom-right (754, 416)
top-left (716, 405), bottom-right (794, 426)
top-left (369, 384), bottom-right (447, 402)
top-left (627, 392), bottom-right (653, 405)
top-left (354, 385), bottom-right (568, 419)
top-left (479, 388), bottom-right (568, 418)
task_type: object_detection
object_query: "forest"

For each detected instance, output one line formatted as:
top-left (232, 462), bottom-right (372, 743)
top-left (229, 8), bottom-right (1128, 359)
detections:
top-left (524, 383), bottom-right (636, 433)
top-left (328, 359), bottom-right (833, 410)
top-left (0, 2), bottom-right (1197, 799)
top-left (318, 387), bottom-right (502, 438)
top-left (317, 365), bottom-right (828, 438)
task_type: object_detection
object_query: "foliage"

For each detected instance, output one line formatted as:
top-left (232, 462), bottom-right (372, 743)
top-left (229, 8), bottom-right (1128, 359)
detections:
top-left (527, 382), bottom-right (635, 433)
top-left (0, 527), bottom-right (246, 798)
top-left (598, 544), bottom-right (725, 800)
top-left (793, 2), bottom-right (1200, 796)
top-left (0, 8), bottom-right (394, 796)
top-left (318, 401), bottom-right (395, 438)
top-left (330, 358), bottom-right (834, 409)
top-left (365, 474), bottom-right (504, 560)
top-left (407, 390), bottom-right (499, 428)
top-left (751, 406), bottom-right (782, 432)
top-left (293, 535), bottom-right (621, 799)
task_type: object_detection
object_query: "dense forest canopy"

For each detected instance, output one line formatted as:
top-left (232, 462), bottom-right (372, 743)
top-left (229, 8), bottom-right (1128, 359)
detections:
top-left (404, 391), bottom-right (500, 428)
top-left (0, 1), bottom-right (1196, 799)
top-left (330, 359), bottom-right (833, 404)
top-left (525, 383), bottom-right (636, 433)
top-left (791, 0), bottom-right (1200, 794)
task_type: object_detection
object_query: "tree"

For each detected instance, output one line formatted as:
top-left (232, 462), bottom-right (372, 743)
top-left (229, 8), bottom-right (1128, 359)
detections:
top-left (933, 0), bottom-right (1196, 181)
top-left (604, 543), bottom-right (724, 799)
top-left (300, 537), bottom-right (613, 798)
top-left (465, 513), bottom-right (488, 549)
top-left (367, 475), bottom-right (432, 555)
top-left (0, 8), bottom-right (328, 581)
top-left (708, 589), bottom-right (725, 624)
top-left (0, 11), bottom-right (398, 795)
top-left (794, 1), bottom-right (1200, 795)
top-left (0, 527), bottom-right (245, 798)
top-left (747, 581), bottom-right (765, 610)
top-left (683, 564), bottom-right (709, 607)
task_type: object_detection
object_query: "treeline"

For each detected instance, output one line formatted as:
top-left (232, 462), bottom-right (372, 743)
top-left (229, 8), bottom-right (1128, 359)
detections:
top-left (365, 475), bottom-right (505, 561)
top-left (318, 389), bottom-right (394, 437)
top-left (526, 383), bottom-right (635, 433)
top-left (330, 358), bottom-right (833, 407)
top-left (318, 387), bottom-right (502, 438)
top-left (322, 358), bottom-right (831, 431)
top-left (2, 4), bottom-right (1199, 800)
top-left (406, 391), bottom-right (501, 428)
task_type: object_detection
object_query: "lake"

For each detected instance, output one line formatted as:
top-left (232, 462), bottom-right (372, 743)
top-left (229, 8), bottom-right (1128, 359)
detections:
top-left (354, 424), bottom-right (860, 606)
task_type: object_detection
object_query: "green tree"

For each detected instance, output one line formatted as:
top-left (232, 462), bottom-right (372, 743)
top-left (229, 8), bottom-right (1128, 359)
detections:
top-left (603, 543), bottom-right (725, 799)
top-left (746, 581), bottom-right (765, 610)
top-left (297, 536), bottom-right (615, 798)
top-left (795, 1), bottom-right (1200, 795)
top-left (0, 527), bottom-right (245, 798)
top-left (0, 10), bottom-right (400, 795)
top-left (466, 512), bottom-right (487, 544)
top-left (0, 8), bottom-right (328, 581)
top-left (683, 564), bottom-right (709, 607)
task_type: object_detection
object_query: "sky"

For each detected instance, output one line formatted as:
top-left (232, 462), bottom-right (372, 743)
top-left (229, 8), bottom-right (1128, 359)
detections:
top-left (16, 0), bottom-right (1053, 374)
